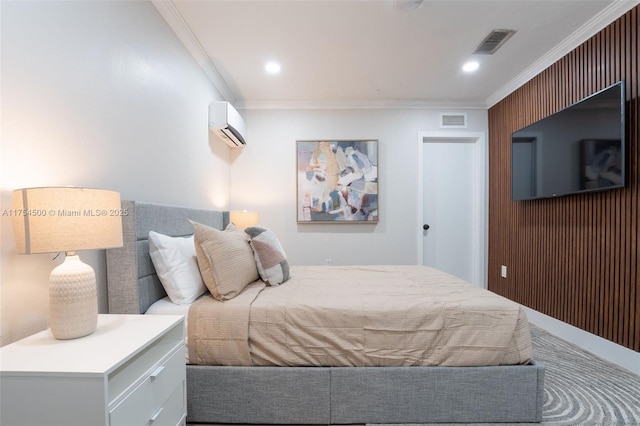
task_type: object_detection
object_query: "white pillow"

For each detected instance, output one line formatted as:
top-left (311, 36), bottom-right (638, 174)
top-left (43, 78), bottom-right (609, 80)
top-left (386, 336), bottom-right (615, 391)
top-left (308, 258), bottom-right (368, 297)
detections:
top-left (148, 231), bottom-right (207, 305)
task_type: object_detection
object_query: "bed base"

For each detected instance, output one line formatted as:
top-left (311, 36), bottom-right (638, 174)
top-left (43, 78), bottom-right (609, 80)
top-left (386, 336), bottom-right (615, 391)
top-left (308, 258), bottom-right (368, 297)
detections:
top-left (106, 201), bottom-right (544, 424)
top-left (187, 362), bottom-right (545, 424)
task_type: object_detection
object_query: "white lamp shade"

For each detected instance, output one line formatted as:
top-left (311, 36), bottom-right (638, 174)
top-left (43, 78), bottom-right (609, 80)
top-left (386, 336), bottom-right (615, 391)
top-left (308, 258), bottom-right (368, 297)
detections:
top-left (12, 187), bottom-right (124, 254)
top-left (230, 210), bottom-right (259, 230)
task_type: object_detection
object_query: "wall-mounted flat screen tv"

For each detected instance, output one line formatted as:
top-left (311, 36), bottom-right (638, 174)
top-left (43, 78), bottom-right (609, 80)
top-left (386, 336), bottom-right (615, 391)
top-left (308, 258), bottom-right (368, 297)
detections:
top-left (511, 81), bottom-right (625, 201)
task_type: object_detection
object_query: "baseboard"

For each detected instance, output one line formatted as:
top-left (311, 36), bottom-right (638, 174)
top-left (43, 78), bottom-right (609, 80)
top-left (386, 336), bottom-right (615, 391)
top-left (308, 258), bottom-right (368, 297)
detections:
top-left (523, 306), bottom-right (639, 376)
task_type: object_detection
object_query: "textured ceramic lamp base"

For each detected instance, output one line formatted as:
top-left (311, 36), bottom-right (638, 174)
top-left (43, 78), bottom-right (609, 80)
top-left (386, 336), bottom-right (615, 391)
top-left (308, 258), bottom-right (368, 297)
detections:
top-left (49, 254), bottom-right (98, 339)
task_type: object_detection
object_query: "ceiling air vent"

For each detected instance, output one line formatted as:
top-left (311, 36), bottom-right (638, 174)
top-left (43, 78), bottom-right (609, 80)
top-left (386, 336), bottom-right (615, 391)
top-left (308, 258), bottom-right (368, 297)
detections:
top-left (473, 29), bottom-right (516, 55)
top-left (440, 113), bottom-right (467, 129)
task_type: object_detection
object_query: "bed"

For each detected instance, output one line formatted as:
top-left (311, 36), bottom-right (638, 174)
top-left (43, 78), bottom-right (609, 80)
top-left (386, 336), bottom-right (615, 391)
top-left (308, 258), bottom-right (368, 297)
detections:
top-left (106, 201), bottom-right (545, 424)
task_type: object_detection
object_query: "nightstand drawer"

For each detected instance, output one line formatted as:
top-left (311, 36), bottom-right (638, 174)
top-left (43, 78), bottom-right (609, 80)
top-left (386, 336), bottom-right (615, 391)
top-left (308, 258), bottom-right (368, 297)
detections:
top-left (108, 320), bottom-right (183, 405)
top-left (149, 384), bottom-right (187, 426)
top-left (109, 347), bottom-right (186, 426)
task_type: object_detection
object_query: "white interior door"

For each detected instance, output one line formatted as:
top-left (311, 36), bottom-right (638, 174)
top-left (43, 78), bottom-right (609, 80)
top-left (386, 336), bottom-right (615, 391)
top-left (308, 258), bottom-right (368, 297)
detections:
top-left (417, 132), bottom-right (486, 287)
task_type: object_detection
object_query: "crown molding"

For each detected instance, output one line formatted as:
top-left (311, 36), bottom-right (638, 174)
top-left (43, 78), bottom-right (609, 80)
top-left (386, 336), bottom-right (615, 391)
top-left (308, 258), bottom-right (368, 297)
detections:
top-left (486, 0), bottom-right (640, 107)
top-left (236, 99), bottom-right (487, 111)
top-left (150, 0), bottom-right (237, 103)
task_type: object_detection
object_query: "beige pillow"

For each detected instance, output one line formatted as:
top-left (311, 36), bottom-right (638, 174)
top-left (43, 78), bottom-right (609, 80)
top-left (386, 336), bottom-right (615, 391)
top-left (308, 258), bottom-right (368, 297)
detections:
top-left (190, 221), bottom-right (259, 301)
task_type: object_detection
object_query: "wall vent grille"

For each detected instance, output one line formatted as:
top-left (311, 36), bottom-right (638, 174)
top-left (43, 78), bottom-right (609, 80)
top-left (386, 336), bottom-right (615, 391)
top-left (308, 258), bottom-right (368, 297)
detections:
top-left (440, 113), bottom-right (467, 128)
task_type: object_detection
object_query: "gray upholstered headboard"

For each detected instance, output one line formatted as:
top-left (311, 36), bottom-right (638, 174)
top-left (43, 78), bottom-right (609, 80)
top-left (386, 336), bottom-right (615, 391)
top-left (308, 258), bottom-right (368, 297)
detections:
top-left (106, 201), bottom-right (228, 314)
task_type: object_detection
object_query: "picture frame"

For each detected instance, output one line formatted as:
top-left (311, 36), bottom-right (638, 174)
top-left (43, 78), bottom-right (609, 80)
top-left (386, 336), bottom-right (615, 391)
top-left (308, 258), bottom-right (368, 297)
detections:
top-left (296, 140), bottom-right (378, 223)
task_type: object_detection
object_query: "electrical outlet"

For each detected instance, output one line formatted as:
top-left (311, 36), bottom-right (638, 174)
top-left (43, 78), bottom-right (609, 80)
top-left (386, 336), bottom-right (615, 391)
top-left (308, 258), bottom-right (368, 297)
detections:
top-left (501, 265), bottom-right (507, 278)
top-left (325, 258), bottom-right (333, 265)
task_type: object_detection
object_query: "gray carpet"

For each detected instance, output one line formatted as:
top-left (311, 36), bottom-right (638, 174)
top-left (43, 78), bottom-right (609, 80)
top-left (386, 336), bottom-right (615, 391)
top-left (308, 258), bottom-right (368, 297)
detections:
top-left (370, 325), bottom-right (640, 426)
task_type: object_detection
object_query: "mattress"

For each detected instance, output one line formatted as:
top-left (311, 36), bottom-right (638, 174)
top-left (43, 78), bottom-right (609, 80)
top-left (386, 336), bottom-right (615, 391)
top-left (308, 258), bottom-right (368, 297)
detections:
top-left (188, 265), bottom-right (533, 367)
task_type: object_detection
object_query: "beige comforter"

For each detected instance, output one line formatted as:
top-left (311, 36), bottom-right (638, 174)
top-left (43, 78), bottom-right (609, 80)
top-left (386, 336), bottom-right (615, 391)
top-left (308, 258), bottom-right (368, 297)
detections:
top-left (188, 265), bottom-right (532, 367)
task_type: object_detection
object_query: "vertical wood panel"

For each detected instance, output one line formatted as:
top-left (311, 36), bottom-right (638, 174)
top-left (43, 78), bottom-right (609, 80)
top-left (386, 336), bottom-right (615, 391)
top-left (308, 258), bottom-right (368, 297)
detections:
top-left (488, 6), bottom-right (639, 352)
top-left (629, 10), bottom-right (636, 346)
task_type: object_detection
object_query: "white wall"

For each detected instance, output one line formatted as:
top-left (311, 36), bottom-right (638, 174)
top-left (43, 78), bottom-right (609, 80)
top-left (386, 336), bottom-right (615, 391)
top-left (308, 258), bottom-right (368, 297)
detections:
top-left (0, 0), bottom-right (230, 345)
top-left (230, 108), bottom-right (488, 266)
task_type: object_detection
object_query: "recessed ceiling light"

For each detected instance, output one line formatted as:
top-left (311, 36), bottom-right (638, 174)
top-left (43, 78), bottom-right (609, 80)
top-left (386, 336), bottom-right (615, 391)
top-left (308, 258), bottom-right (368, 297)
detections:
top-left (462, 61), bottom-right (480, 73)
top-left (265, 61), bottom-right (281, 75)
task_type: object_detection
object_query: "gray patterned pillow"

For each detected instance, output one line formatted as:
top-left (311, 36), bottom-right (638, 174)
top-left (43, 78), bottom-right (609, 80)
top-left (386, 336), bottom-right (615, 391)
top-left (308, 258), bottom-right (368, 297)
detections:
top-left (245, 227), bottom-right (290, 286)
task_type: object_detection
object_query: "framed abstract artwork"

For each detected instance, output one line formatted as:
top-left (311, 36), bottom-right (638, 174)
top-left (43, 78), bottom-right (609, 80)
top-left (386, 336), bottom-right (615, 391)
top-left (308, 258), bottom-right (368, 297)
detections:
top-left (296, 139), bottom-right (378, 223)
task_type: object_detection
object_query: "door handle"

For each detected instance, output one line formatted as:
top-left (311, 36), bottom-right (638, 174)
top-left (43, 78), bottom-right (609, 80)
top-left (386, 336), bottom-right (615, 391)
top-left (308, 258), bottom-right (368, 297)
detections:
top-left (423, 224), bottom-right (430, 230)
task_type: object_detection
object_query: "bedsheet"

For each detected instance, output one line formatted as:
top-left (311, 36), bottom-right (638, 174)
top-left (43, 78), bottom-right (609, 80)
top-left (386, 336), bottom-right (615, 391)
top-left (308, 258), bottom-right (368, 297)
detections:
top-left (188, 265), bottom-right (532, 367)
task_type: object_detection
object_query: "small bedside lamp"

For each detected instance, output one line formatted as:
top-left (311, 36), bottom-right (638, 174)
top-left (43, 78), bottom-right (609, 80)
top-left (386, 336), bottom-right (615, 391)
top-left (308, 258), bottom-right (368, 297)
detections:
top-left (12, 187), bottom-right (123, 339)
top-left (230, 210), bottom-right (259, 230)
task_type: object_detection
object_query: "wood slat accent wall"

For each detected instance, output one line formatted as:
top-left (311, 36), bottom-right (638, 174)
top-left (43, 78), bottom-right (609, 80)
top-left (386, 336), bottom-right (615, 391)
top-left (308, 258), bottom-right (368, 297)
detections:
top-left (488, 6), bottom-right (639, 352)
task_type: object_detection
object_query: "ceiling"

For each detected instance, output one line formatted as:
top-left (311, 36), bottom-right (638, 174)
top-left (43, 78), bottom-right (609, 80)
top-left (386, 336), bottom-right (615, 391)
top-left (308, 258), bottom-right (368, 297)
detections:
top-left (154, 0), bottom-right (636, 109)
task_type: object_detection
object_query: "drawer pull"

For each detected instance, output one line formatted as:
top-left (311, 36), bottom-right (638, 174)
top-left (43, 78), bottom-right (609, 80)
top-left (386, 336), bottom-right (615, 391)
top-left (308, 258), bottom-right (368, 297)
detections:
top-left (149, 407), bottom-right (164, 423)
top-left (150, 365), bottom-right (165, 379)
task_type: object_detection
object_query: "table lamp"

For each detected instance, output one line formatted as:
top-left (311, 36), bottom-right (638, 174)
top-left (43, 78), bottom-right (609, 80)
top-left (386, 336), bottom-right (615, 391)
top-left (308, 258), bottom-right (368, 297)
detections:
top-left (230, 210), bottom-right (259, 230)
top-left (12, 187), bottom-right (124, 339)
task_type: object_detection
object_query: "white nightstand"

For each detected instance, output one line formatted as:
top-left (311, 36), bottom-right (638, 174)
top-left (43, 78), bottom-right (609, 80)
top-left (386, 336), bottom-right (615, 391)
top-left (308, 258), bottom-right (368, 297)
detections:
top-left (0, 314), bottom-right (186, 426)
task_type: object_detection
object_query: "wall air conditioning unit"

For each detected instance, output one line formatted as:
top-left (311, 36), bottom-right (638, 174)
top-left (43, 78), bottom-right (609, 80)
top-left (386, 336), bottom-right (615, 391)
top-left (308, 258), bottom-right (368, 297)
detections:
top-left (209, 101), bottom-right (247, 148)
